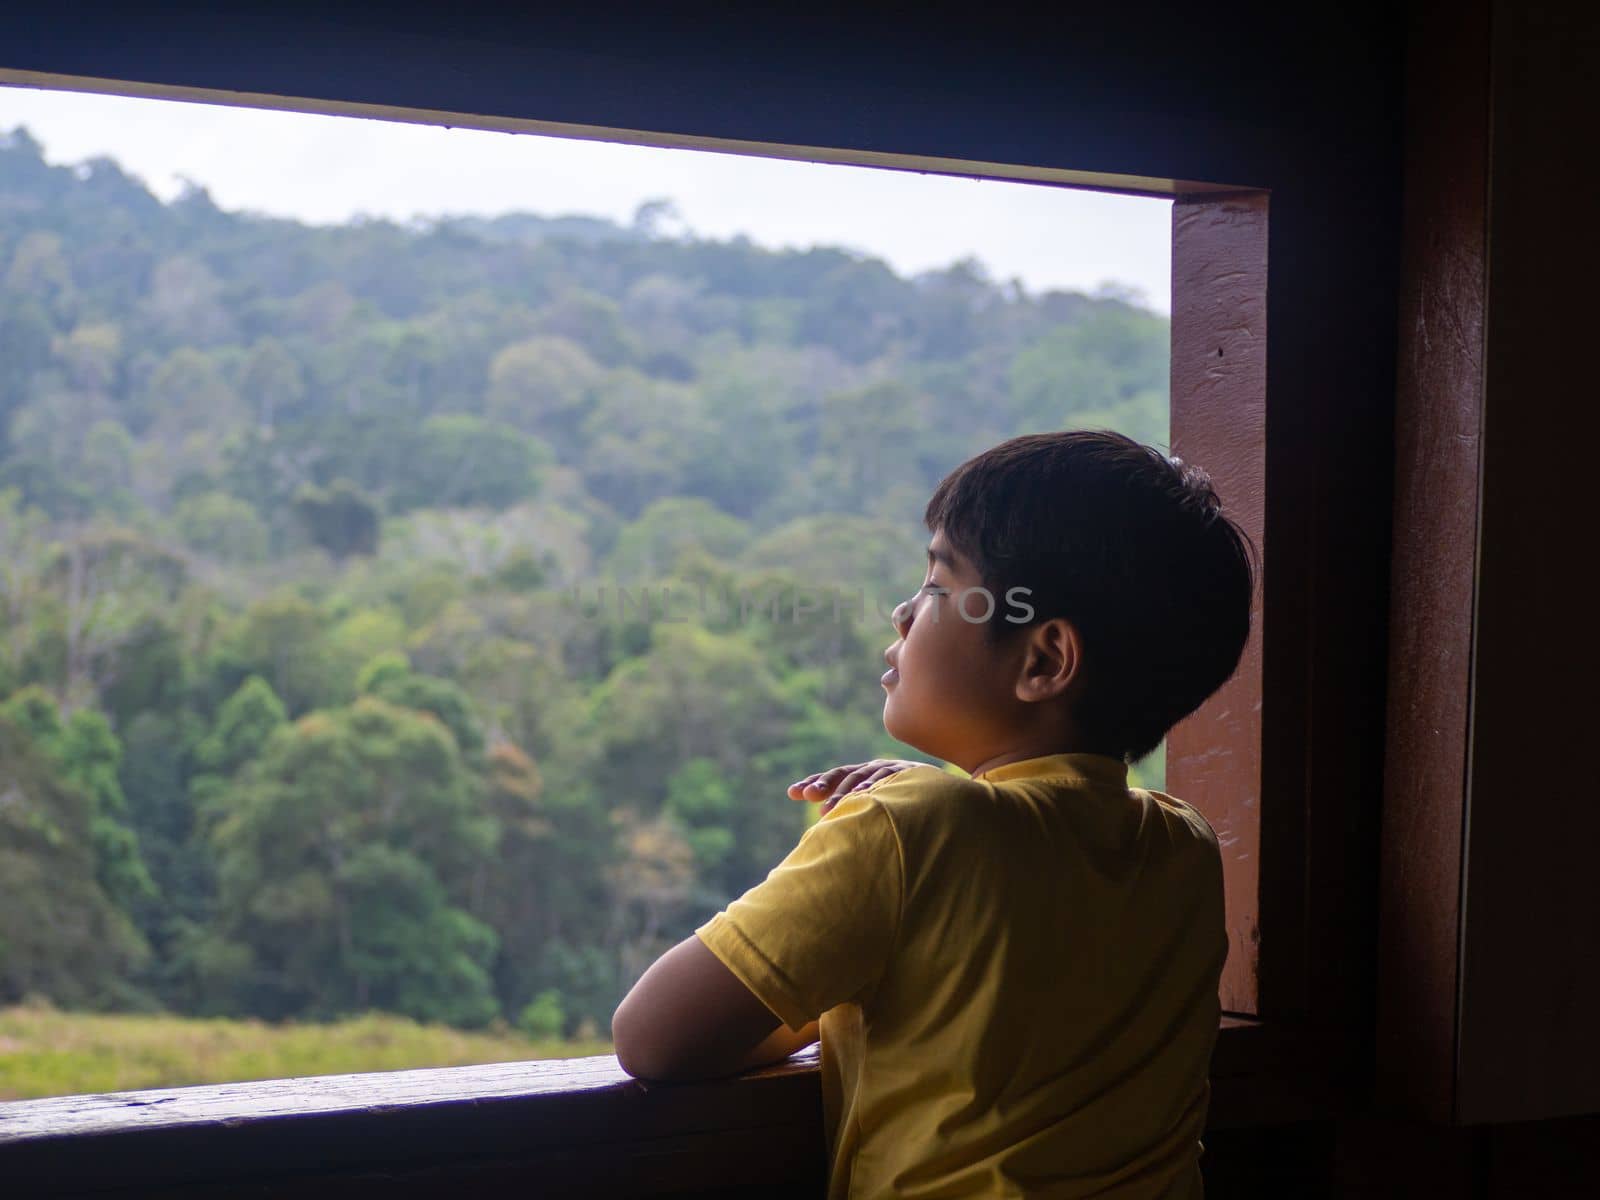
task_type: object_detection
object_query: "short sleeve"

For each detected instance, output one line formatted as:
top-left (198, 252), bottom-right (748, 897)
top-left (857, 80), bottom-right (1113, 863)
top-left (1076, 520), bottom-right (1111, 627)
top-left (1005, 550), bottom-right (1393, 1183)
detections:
top-left (695, 791), bottom-right (904, 1032)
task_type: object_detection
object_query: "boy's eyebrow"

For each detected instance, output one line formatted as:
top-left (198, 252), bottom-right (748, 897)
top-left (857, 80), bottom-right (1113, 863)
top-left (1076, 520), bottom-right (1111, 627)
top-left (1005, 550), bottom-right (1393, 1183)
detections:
top-left (926, 545), bottom-right (956, 570)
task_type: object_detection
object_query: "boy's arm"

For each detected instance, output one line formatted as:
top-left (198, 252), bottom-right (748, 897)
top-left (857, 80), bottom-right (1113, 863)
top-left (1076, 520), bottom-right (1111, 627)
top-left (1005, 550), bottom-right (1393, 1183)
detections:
top-left (614, 789), bottom-right (900, 1083)
top-left (734, 1017), bottom-right (820, 1072)
top-left (613, 934), bottom-right (815, 1082)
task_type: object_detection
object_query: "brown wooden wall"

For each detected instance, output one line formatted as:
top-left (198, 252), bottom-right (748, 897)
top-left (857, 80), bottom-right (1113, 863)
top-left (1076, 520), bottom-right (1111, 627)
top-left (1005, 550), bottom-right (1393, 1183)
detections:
top-left (1456, 0), bottom-right (1600, 1125)
top-left (1378, 0), bottom-right (1600, 1140)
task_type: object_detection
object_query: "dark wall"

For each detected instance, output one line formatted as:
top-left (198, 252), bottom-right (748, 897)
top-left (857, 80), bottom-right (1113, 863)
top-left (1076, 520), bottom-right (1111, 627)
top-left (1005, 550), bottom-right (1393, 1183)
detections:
top-left (1456, 0), bottom-right (1600, 1125)
top-left (9, 2), bottom-right (1394, 186)
top-left (1380, 0), bottom-right (1600, 1165)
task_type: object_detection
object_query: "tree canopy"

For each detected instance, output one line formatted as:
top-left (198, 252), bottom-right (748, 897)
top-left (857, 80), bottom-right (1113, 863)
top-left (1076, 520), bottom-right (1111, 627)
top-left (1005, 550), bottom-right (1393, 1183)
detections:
top-left (0, 125), bottom-right (1168, 1036)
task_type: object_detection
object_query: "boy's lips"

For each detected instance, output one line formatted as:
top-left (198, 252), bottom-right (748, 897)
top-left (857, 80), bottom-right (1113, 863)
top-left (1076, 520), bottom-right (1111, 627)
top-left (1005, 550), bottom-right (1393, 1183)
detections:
top-left (881, 666), bottom-right (899, 686)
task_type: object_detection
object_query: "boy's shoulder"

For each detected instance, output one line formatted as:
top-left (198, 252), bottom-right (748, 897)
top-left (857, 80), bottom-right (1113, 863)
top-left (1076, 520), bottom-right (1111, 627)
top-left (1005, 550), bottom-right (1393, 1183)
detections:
top-left (833, 763), bottom-right (992, 838)
top-left (846, 769), bottom-right (1222, 858)
top-left (862, 762), bottom-right (982, 804)
top-left (1138, 788), bottom-right (1224, 852)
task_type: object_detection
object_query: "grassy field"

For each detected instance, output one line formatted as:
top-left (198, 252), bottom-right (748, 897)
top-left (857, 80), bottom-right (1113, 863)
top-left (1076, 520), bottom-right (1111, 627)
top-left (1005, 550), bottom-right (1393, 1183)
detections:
top-left (0, 1005), bottom-right (613, 1101)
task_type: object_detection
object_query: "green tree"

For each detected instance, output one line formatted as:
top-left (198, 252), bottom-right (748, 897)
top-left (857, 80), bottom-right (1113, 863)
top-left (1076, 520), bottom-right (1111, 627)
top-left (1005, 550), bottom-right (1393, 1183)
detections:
top-left (238, 337), bottom-right (306, 432)
top-left (292, 479), bottom-right (381, 560)
top-left (533, 289), bottom-right (636, 368)
top-left (0, 687), bottom-right (158, 931)
top-left (57, 321), bottom-right (122, 394)
top-left (357, 651), bottom-right (485, 763)
top-left (796, 255), bottom-right (908, 363)
top-left (473, 739), bottom-right (559, 1018)
top-left (605, 497), bottom-right (750, 582)
top-left (606, 805), bottom-right (697, 999)
top-left (195, 674), bottom-right (289, 776)
top-left (118, 707), bottom-right (211, 935)
top-left (83, 419), bottom-right (136, 509)
top-left (0, 487), bottom-right (50, 685)
top-left (0, 715), bottom-right (151, 1007)
top-left (389, 415), bottom-right (551, 513)
top-left (5, 230), bottom-right (76, 323)
top-left (664, 756), bottom-right (736, 875)
top-left (484, 335), bottom-right (602, 449)
top-left (0, 297), bottom-right (55, 456)
top-left (207, 696), bottom-right (499, 1024)
top-left (739, 513), bottom-right (920, 610)
top-left (15, 524), bottom-right (188, 708)
top-left (1008, 302), bottom-right (1169, 444)
top-left (143, 254), bottom-right (233, 346)
top-left (585, 623), bottom-right (808, 901)
top-left (518, 988), bottom-right (565, 1039)
top-left (813, 381), bottom-right (940, 518)
top-left (578, 371), bottom-right (705, 518)
top-left (174, 492), bottom-right (271, 564)
top-left (139, 346), bottom-right (246, 447)
top-left (216, 593), bottom-right (337, 716)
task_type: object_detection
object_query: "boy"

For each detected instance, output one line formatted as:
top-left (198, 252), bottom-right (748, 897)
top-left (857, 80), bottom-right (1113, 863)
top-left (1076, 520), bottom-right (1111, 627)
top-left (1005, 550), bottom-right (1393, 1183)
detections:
top-left (612, 430), bottom-right (1255, 1198)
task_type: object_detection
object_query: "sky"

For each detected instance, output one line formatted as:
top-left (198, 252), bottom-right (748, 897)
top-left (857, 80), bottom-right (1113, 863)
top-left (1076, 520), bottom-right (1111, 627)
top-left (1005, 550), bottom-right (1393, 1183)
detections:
top-left (0, 85), bottom-right (1171, 312)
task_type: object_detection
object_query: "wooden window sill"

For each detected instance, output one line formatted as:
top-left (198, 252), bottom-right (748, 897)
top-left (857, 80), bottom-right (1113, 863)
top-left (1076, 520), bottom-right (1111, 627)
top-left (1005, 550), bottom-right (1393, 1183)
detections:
top-left (1, 1019), bottom-right (1333, 1196)
top-left (2, 1048), bottom-right (826, 1197)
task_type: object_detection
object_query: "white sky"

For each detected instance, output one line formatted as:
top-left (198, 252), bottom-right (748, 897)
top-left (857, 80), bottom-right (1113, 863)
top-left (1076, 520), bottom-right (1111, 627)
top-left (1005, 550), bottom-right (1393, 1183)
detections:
top-left (0, 85), bottom-right (1171, 311)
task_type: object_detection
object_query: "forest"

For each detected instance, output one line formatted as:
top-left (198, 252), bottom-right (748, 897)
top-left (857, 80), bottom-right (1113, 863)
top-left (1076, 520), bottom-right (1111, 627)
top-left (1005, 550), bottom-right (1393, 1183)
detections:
top-left (0, 124), bottom-right (1169, 1054)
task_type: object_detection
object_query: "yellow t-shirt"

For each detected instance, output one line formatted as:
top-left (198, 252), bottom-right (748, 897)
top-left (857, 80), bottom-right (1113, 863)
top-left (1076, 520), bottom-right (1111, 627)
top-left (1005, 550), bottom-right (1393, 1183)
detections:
top-left (694, 752), bottom-right (1227, 1199)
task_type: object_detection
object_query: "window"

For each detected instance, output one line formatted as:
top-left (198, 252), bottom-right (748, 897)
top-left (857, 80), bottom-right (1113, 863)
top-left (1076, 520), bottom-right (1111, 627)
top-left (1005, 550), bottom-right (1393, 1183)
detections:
top-left (0, 76), bottom-right (1195, 1071)
top-left (0, 15), bottom-right (1374, 1183)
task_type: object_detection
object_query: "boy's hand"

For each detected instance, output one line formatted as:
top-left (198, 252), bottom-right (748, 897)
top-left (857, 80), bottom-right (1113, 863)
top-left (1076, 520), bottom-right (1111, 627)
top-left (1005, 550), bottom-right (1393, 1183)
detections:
top-left (787, 758), bottom-right (931, 817)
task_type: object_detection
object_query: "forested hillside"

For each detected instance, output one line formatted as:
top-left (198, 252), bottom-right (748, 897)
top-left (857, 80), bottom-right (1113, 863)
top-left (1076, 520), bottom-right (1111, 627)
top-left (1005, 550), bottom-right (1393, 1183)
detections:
top-left (0, 125), bottom-right (1169, 1042)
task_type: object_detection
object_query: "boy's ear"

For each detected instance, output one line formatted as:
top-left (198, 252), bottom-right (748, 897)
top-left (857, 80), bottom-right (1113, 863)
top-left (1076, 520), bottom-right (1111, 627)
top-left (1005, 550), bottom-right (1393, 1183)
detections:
top-left (1014, 617), bottom-right (1081, 703)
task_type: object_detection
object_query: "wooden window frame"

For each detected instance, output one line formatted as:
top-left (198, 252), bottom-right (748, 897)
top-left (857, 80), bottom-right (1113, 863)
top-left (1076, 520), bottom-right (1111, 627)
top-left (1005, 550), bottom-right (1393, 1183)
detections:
top-left (0, 64), bottom-right (1363, 1195)
top-left (1168, 190), bottom-right (1267, 1020)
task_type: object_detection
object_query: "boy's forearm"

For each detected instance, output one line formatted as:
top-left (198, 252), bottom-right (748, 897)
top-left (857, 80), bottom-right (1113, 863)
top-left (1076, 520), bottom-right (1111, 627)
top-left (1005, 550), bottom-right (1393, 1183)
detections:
top-left (734, 1018), bottom-right (820, 1071)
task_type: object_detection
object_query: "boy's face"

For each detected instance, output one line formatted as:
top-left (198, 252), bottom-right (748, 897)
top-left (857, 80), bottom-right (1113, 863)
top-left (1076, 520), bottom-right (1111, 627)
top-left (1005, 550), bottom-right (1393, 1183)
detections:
top-left (881, 529), bottom-right (1030, 769)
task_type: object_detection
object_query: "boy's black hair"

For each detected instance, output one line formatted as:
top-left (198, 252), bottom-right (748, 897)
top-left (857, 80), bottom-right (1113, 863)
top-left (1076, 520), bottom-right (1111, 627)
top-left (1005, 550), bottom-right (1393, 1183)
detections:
top-left (923, 429), bottom-right (1257, 765)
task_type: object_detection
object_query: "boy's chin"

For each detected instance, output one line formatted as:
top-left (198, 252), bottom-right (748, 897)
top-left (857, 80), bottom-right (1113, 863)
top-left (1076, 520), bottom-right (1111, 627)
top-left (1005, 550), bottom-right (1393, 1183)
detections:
top-left (881, 694), bottom-right (905, 739)
top-left (882, 703), bottom-right (939, 760)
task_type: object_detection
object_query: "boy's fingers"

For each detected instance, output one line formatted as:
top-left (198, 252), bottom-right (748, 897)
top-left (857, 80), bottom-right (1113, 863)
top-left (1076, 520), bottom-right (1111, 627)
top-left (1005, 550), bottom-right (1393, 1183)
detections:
top-left (806, 768), bottom-right (848, 793)
top-left (791, 759), bottom-right (926, 804)
top-left (849, 762), bottom-right (906, 786)
top-left (812, 764), bottom-right (861, 789)
top-left (792, 759), bottom-right (921, 805)
top-left (829, 763), bottom-right (883, 794)
top-left (838, 762), bottom-right (922, 797)
top-left (788, 766), bottom-right (846, 800)
top-left (791, 765), bottom-right (851, 792)
top-left (825, 762), bottom-right (903, 803)
top-left (790, 763), bottom-right (875, 802)
top-left (846, 768), bottom-right (895, 795)
top-left (837, 768), bottom-right (878, 794)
